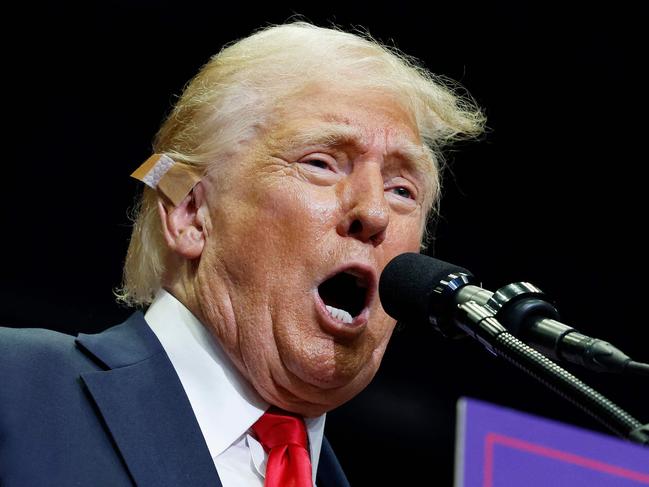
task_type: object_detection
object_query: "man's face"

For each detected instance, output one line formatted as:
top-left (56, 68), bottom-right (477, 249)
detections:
top-left (195, 84), bottom-right (434, 416)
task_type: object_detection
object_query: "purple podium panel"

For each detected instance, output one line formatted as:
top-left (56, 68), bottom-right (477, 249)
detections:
top-left (455, 398), bottom-right (649, 487)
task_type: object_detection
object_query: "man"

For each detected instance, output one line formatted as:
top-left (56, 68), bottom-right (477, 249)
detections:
top-left (0, 22), bottom-right (484, 486)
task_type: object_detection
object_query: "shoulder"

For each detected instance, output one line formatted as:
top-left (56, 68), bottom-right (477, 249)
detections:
top-left (0, 325), bottom-right (75, 348)
top-left (0, 326), bottom-right (81, 370)
top-left (0, 326), bottom-right (99, 431)
top-left (0, 326), bottom-right (100, 396)
top-left (0, 326), bottom-right (78, 361)
top-left (0, 312), bottom-right (157, 394)
top-left (0, 324), bottom-right (139, 485)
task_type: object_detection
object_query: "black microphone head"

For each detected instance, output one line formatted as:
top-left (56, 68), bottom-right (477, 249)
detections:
top-left (379, 252), bottom-right (473, 334)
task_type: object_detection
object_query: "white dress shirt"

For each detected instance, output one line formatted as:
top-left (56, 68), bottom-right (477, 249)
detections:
top-left (145, 289), bottom-right (325, 486)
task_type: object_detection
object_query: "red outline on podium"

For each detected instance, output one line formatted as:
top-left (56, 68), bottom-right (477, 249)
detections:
top-left (483, 432), bottom-right (649, 487)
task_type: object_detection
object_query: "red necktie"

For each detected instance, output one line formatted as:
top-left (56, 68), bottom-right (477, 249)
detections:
top-left (251, 408), bottom-right (313, 487)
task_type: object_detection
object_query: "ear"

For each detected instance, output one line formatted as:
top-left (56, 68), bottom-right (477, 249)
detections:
top-left (157, 182), bottom-right (208, 260)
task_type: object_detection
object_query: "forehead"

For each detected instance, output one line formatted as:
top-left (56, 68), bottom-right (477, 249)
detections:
top-left (266, 86), bottom-right (435, 176)
top-left (273, 86), bottom-right (419, 140)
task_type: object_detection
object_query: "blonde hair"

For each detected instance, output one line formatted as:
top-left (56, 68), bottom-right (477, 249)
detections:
top-left (118, 21), bottom-right (485, 306)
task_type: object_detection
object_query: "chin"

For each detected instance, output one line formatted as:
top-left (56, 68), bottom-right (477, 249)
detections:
top-left (303, 360), bottom-right (370, 390)
top-left (274, 358), bottom-right (377, 416)
top-left (280, 338), bottom-right (369, 386)
top-left (271, 385), bottom-right (358, 417)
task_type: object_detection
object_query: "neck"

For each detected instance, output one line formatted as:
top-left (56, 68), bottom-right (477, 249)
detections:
top-left (162, 262), bottom-right (206, 325)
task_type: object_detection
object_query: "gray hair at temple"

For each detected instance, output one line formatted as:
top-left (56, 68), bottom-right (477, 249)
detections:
top-left (118, 21), bottom-right (486, 306)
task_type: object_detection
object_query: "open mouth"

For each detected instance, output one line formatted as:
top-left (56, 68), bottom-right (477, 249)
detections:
top-left (317, 267), bottom-right (374, 325)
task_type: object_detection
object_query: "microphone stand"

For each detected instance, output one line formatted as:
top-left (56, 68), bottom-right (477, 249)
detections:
top-left (456, 300), bottom-right (648, 446)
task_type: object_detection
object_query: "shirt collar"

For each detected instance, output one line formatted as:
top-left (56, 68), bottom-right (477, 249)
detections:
top-left (144, 289), bottom-right (325, 472)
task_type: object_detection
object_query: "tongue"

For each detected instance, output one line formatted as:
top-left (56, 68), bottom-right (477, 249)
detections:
top-left (325, 305), bottom-right (353, 324)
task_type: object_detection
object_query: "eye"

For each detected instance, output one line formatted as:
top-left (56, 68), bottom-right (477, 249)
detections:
top-left (295, 153), bottom-right (341, 186)
top-left (389, 186), bottom-right (414, 200)
top-left (304, 158), bottom-right (331, 170)
top-left (298, 153), bottom-right (338, 173)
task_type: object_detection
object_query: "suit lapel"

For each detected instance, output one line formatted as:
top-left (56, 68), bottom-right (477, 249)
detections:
top-left (77, 313), bottom-right (221, 487)
top-left (316, 436), bottom-right (351, 487)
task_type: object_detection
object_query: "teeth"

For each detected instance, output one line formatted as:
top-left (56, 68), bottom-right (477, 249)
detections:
top-left (325, 305), bottom-right (353, 324)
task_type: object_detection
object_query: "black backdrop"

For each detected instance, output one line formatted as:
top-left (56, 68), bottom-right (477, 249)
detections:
top-left (3, 2), bottom-right (647, 484)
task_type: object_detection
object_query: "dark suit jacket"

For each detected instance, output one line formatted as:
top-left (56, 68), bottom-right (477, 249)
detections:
top-left (0, 312), bottom-right (350, 486)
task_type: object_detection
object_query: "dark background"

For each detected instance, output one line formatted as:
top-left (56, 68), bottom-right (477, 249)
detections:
top-left (3, 2), bottom-right (647, 484)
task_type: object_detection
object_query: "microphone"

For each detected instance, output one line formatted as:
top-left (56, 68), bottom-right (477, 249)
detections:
top-left (379, 252), bottom-right (647, 375)
top-left (380, 252), bottom-right (649, 444)
top-left (378, 251), bottom-right (486, 339)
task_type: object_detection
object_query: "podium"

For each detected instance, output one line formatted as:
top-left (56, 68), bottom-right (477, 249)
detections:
top-left (455, 398), bottom-right (649, 486)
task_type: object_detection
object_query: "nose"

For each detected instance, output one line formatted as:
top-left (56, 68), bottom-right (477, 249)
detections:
top-left (336, 163), bottom-right (389, 246)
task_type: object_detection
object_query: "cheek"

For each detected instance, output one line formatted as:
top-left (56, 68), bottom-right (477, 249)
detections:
top-left (263, 180), bottom-right (340, 240)
top-left (207, 178), bottom-right (330, 272)
top-left (204, 180), bottom-right (341, 348)
top-left (389, 213), bottom-right (426, 251)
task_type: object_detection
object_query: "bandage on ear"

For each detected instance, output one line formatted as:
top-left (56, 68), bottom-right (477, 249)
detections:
top-left (130, 154), bottom-right (202, 206)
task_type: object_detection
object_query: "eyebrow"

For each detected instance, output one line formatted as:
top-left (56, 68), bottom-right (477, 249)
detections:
top-left (285, 123), bottom-right (362, 149)
top-left (273, 122), bottom-right (435, 176)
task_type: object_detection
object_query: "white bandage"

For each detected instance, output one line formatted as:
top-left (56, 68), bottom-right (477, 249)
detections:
top-left (139, 154), bottom-right (176, 189)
